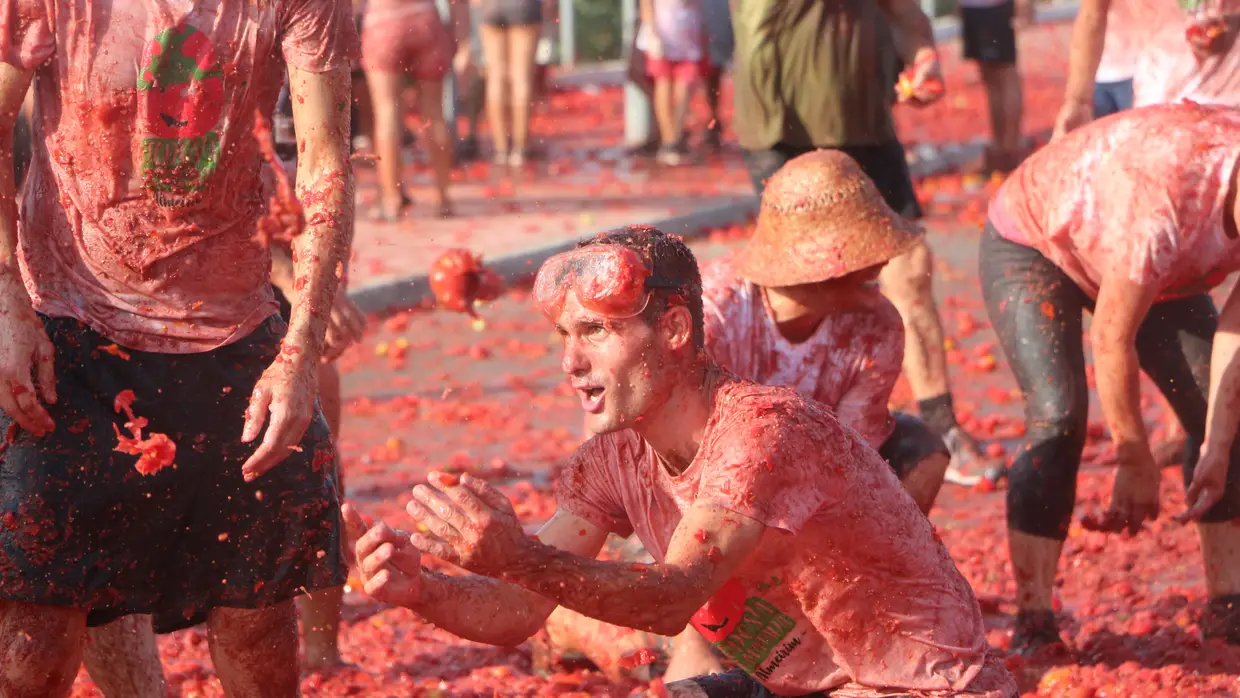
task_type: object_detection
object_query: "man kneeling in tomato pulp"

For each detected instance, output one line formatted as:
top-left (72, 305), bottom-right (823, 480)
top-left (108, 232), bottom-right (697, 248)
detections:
top-left (346, 226), bottom-right (1017, 698)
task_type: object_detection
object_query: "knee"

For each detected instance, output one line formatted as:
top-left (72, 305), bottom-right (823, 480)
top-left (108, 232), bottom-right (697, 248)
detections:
top-left (208, 602), bottom-right (297, 654)
top-left (881, 240), bottom-right (934, 307)
top-left (0, 602), bottom-right (86, 694)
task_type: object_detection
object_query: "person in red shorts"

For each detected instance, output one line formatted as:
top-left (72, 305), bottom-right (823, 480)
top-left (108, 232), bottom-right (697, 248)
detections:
top-left (981, 102), bottom-right (1240, 655)
top-left (0, 2), bottom-right (357, 696)
top-left (346, 226), bottom-right (1017, 698)
top-left (361, 0), bottom-right (469, 219)
top-left (639, 0), bottom-right (705, 166)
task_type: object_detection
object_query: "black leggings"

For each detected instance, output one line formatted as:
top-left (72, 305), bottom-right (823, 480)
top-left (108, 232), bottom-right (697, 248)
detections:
top-left (979, 224), bottom-right (1240, 540)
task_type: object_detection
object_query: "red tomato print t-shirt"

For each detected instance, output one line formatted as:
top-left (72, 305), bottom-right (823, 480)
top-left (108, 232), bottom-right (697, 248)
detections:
top-left (990, 103), bottom-right (1240, 301)
top-left (556, 379), bottom-right (995, 696)
top-left (0, 0), bottom-right (358, 353)
top-left (701, 256), bottom-right (903, 448)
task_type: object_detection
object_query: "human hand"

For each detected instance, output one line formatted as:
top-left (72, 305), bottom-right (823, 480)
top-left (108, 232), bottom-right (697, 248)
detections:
top-left (896, 49), bottom-right (945, 107)
top-left (323, 293), bottom-right (367, 363)
top-left (1052, 99), bottom-right (1093, 141)
top-left (343, 503), bottom-right (424, 607)
top-left (1082, 449), bottom-right (1161, 535)
top-left (240, 338), bottom-right (318, 481)
top-left (0, 274), bottom-right (56, 435)
top-left (405, 472), bottom-right (530, 577)
top-left (1177, 447), bottom-right (1228, 523)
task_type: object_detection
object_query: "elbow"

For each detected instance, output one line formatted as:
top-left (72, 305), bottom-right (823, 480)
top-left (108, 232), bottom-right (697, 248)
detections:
top-left (648, 615), bottom-right (691, 637)
top-left (491, 626), bottom-right (541, 648)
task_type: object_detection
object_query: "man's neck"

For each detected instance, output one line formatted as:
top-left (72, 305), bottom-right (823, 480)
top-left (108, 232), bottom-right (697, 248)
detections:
top-left (634, 360), bottom-right (717, 475)
top-left (763, 287), bottom-right (827, 344)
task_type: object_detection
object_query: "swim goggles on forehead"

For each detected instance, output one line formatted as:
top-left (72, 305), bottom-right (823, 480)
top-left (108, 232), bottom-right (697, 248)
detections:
top-left (533, 246), bottom-right (684, 320)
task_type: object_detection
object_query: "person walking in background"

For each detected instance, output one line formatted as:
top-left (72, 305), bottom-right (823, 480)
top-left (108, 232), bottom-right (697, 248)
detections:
top-left (361, 0), bottom-right (469, 219)
top-left (958, 0), bottom-right (1032, 173)
top-left (638, 0), bottom-right (705, 166)
top-left (478, 0), bottom-right (545, 166)
top-left (700, 0), bottom-right (733, 151)
top-left (733, 0), bottom-right (1006, 486)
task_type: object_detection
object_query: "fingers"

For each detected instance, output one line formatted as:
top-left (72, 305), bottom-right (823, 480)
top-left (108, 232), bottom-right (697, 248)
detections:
top-left (456, 473), bottom-right (517, 516)
top-left (410, 530), bottom-right (460, 563)
top-left (241, 384), bottom-right (272, 443)
top-left (1176, 482), bottom-right (1223, 523)
top-left (240, 399), bottom-right (311, 481)
top-left (406, 496), bottom-right (463, 542)
top-left (355, 520), bottom-right (407, 564)
top-left (342, 503), bottom-right (370, 551)
top-left (6, 379), bottom-right (54, 436)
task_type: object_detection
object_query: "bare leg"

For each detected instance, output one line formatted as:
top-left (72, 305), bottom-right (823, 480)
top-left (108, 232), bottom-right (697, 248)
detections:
top-left (351, 71), bottom-right (374, 147)
top-left (506, 24), bottom-right (540, 162)
top-left (479, 24), bottom-right (510, 161)
top-left (1200, 522), bottom-right (1240, 598)
top-left (300, 363), bottom-right (347, 671)
top-left (416, 79), bottom-right (455, 217)
top-left (983, 63), bottom-right (1023, 158)
top-left (653, 78), bottom-right (676, 148)
top-left (1009, 530), bottom-right (1061, 613)
top-left (663, 627), bottom-right (723, 682)
top-left (900, 451), bottom-right (949, 515)
top-left (364, 69), bottom-right (408, 217)
top-left (670, 79), bottom-right (692, 145)
top-left (209, 603), bottom-right (300, 698)
top-left (702, 70), bottom-right (723, 149)
top-left (0, 600), bottom-right (87, 698)
top-left (83, 615), bottom-right (167, 698)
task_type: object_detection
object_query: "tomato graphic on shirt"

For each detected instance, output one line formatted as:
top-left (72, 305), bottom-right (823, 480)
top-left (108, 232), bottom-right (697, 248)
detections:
top-left (138, 24), bottom-right (224, 138)
top-left (136, 24), bottom-right (226, 206)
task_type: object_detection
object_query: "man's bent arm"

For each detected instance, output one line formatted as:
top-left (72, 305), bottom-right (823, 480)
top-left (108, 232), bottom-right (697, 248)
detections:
top-left (286, 66), bottom-right (354, 358)
top-left (1091, 276), bottom-right (1159, 465)
top-left (496, 503), bottom-right (765, 637)
top-left (408, 511), bottom-right (610, 646)
top-left (1063, 0), bottom-right (1110, 109)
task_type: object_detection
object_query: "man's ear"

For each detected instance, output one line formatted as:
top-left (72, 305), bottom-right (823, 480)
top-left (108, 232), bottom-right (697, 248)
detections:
top-left (659, 304), bottom-right (694, 352)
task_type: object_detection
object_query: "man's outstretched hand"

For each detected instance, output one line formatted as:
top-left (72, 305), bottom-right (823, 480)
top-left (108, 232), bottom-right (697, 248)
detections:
top-left (406, 472), bottom-right (531, 578)
top-left (343, 503), bottom-right (424, 608)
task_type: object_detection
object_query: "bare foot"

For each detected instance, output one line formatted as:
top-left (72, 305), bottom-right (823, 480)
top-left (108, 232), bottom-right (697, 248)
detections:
top-left (664, 628), bottom-right (724, 682)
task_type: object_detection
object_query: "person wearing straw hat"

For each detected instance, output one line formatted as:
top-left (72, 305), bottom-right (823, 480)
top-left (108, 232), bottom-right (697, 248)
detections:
top-left (702, 149), bottom-right (952, 513)
top-left (345, 225), bottom-right (1018, 698)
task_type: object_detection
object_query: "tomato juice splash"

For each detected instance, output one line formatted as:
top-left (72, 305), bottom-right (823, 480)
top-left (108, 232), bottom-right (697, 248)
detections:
top-left (112, 389), bottom-right (177, 476)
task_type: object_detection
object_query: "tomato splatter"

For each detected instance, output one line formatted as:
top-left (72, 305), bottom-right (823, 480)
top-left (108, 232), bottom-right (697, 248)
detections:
top-left (112, 390), bottom-right (177, 475)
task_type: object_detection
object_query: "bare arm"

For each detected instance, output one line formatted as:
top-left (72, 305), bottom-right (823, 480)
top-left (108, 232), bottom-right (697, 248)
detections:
top-left (449, 0), bottom-right (472, 45)
top-left (284, 65), bottom-right (354, 360)
top-left (0, 64), bottom-right (33, 275)
top-left (408, 474), bottom-right (767, 637)
top-left (1201, 285), bottom-right (1240, 464)
top-left (1063, 0), bottom-right (1110, 110)
top-left (876, 0), bottom-right (936, 64)
top-left (1180, 284), bottom-right (1240, 519)
top-left (348, 501), bottom-right (611, 647)
top-left (1091, 276), bottom-right (1159, 463)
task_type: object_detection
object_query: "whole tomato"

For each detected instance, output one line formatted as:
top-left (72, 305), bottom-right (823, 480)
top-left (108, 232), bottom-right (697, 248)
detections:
top-left (430, 249), bottom-right (499, 314)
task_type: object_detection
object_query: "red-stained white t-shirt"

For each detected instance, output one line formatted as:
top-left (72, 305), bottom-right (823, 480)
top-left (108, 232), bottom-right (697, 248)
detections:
top-left (1134, 0), bottom-right (1240, 107)
top-left (990, 102), bottom-right (1240, 300)
top-left (556, 379), bottom-right (989, 696)
top-left (701, 257), bottom-right (903, 448)
top-left (1, 0), bottom-right (357, 353)
top-left (1097, 0), bottom-right (1179, 83)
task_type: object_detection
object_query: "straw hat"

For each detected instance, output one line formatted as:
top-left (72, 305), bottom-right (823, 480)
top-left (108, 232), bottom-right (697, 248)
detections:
top-left (734, 150), bottom-right (923, 287)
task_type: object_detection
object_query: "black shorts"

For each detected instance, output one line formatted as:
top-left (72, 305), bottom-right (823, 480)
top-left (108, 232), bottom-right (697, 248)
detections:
top-left (480, 0), bottom-right (543, 27)
top-left (880, 412), bottom-right (949, 480)
top-left (742, 141), bottom-right (923, 220)
top-left (962, 3), bottom-right (1017, 65)
top-left (0, 315), bottom-right (345, 632)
